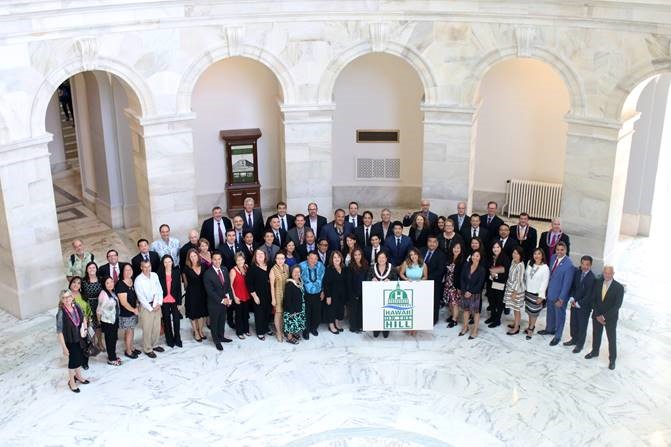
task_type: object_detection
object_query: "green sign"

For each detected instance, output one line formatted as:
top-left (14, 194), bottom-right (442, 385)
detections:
top-left (382, 282), bottom-right (415, 329)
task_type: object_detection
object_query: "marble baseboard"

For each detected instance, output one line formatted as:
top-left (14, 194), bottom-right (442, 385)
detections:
top-left (332, 185), bottom-right (421, 209)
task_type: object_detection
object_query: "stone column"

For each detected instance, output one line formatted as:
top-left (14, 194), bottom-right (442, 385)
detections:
top-left (421, 105), bottom-right (476, 215)
top-left (125, 112), bottom-right (199, 241)
top-left (0, 135), bottom-right (65, 318)
top-left (281, 104), bottom-right (335, 213)
top-left (561, 115), bottom-right (639, 267)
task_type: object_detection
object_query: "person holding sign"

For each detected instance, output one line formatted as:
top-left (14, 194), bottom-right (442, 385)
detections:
top-left (399, 248), bottom-right (427, 336)
top-left (367, 251), bottom-right (399, 338)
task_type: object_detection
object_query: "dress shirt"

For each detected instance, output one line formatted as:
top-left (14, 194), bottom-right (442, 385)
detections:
top-left (214, 219), bottom-right (226, 247)
top-left (151, 237), bottom-right (181, 266)
top-left (309, 217), bottom-right (319, 234)
top-left (370, 245), bottom-right (380, 263)
top-left (279, 215), bottom-right (288, 231)
top-left (349, 215), bottom-right (358, 228)
top-left (299, 261), bottom-right (325, 294)
top-left (134, 272), bottom-right (163, 311)
top-left (471, 227), bottom-right (479, 238)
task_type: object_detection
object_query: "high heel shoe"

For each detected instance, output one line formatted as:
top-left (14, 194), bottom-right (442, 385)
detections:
top-left (329, 327), bottom-right (339, 335)
top-left (506, 328), bottom-right (520, 335)
top-left (458, 329), bottom-right (469, 336)
top-left (68, 382), bottom-right (80, 393)
top-left (74, 377), bottom-right (90, 384)
top-left (525, 326), bottom-right (535, 340)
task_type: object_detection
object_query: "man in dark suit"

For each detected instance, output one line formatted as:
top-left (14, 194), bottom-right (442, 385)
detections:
top-left (346, 201), bottom-right (364, 229)
top-left (371, 208), bottom-right (393, 243)
top-left (131, 239), bottom-right (160, 278)
top-left (98, 249), bottom-right (129, 284)
top-left (306, 202), bottom-right (327, 239)
top-left (482, 201), bottom-right (504, 244)
top-left (237, 197), bottom-right (264, 243)
top-left (240, 231), bottom-right (257, 265)
top-left (564, 255), bottom-right (596, 353)
top-left (493, 224), bottom-right (518, 258)
top-left (200, 206), bottom-right (232, 250)
top-left (354, 210), bottom-right (374, 249)
top-left (231, 215), bottom-right (246, 246)
top-left (384, 221), bottom-right (412, 267)
top-left (220, 230), bottom-right (240, 270)
top-left (421, 235), bottom-right (447, 324)
top-left (267, 216), bottom-right (288, 249)
top-left (539, 218), bottom-right (571, 262)
top-left (315, 238), bottom-right (331, 265)
top-left (297, 229), bottom-right (318, 260)
top-left (265, 201), bottom-right (295, 232)
top-left (203, 252), bottom-right (234, 351)
top-left (365, 234), bottom-right (389, 265)
top-left (510, 212), bottom-right (538, 263)
top-left (321, 209), bottom-right (355, 252)
top-left (462, 214), bottom-right (489, 246)
top-left (402, 199), bottom-right (438, 231)
top-left (179, 230), bottom-right (200, 272)
top-left (448, 201), bottom-right (470, 234)
top-left (585, 266), bottom-right (624, 370)
top-left (538, 242), bottom-right (575, 346)
top-left (287, 213), bottom-right (308, 246)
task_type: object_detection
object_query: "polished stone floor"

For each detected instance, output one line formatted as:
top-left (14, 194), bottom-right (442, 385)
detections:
top-left (0, 172), bottom-right (668, 447)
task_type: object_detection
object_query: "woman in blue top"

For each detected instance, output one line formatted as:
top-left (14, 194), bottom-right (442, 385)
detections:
top-left (459, 251), bottom-right (486, 340)
top-left (399, 248), bottom-right (427, 336)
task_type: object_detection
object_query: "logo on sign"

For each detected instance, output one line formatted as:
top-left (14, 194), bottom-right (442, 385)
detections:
top-left (382, 282), bottom-right (414, 329)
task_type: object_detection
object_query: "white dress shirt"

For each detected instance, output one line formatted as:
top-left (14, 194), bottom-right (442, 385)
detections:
top-left (134, 272), bottom-right (163, 311)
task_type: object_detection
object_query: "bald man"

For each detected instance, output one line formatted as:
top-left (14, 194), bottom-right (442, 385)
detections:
top-left (585, 266), bottom-right (624, 370)
top-left (448, 201), bottom-right (470, 233)
top-left (179, 229), bottom-right (200, 271)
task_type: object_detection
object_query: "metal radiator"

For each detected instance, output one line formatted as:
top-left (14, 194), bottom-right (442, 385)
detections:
top-left (503, 179), bottom-right (562, 220)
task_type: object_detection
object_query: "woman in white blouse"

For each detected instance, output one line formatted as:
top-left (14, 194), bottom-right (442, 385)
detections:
top-left (503, 246), bottom-right (526, 335)
top-left (524, 248), bottom-right (550, 340)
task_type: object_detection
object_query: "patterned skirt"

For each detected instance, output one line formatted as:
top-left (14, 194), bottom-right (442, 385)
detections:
top-left (524, 291), bottom-right (543, 316)
top-left (504, 289), bottom-right (525, 312)
top-left (88, 298), bottom-right (100, 329)
top-left (119, 315), bottom-right (138, 329)
top-left (459, 292), bottom-right (481, 314)
top-left (444, 287), bottom-right (461, 306)
top-left (283, 300), bottom-right (306, 334)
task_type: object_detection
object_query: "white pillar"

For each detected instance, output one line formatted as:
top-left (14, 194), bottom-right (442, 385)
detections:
top-left (126, 112), bottom-right (199, 241)
top-left (0, 135), bottom-right (64, 318)
top-left (421, 105), bottom-right (475, 215)
top-left (561, 115), bottom-right (639, 268)
top-left (282, 104), bottom-right (334, 213)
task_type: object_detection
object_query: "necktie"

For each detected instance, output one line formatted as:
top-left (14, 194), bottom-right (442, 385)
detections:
top-left (281, 217), bottom-right (286, 231)
top-left (308, 244), bottom-right (313, 252)
top-left (472, 228), bottom-right (476, 238)
top-left (113, 266), bottom-right (118, 283)
top-left (581, 271), bottom-right (587, 282)
top-left (552, 257), bottom-right (559, 273)
top-left (217, 269), bottom-right (225, 285)
top-left (365, 228), bottom-right (369, 246)
top-left (372, 248), bottom-right (377, 262)
top-left (352, 217), bottom-right (357, 228)
top-left (396, 238), bottom-right (400, 249)
top-left (488, 216), bottom-right (492, 225)
top-left (247, 213), bottom-right (252, 227)
top-left (144, 254), bottom-right (149, 262)
top-left (237, 231), bottom-right (242, 244)
top-left (424, 251), bottom-right (432, 263)
top-left (500, 238), bottom-right (505, 247)
top-left (275, 231), bottom-right (280, 245)
top-left (229, 244), bottom-right (234, 253)
top-left (601, 283), bottom-right (608, 302)
top-left (298, 229), bottom-right (304, 244)
top-left (217, 221), bottom-right (224, 246)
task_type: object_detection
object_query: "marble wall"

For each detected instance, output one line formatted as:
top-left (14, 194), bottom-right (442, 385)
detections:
top-left (1, 0), bottom-right (670, 317)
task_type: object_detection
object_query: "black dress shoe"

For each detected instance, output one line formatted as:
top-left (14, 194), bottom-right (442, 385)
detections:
top-left (487, 322), bottom-right (500, 328)
top-left (373, 331), bottom-right (380, 338)
top-left (572, 347), bottom-right (582, 354)
top-left (584, 351), bottom-right (598, 359)
top-left (382, 331), bottom-right (390, 338)
top-left (215, 343), bottom-right (223, 351)
top-left (608, 360), bottom-right (616, 370)
top-left (549, 338), bottom-right (560, 346)
top-left (132, 349), bottom-right (142, 356)
top-left (153, 346), bottom-right (165, 352)
top-left (125, 352), bottom-right (138, 359)
top-left (484, 317), bottom-right (493, 324)
top-left (311, 330), bottom-right (319, 336)
top-left (175, 340), bottom-right (183, 348)
top-left (221, 337), bottom-right (233, 343)
top-left (563, 340), bottom-right (576, 346)
top-left (468, 335), bottom-right (475, 340)
top-left (447, 321), bottom-right (457, 328)
top-left (303, 333), bottom-right (309, 340)
top-left (145, 351), bottom-right (157, 358)
top-left (537, 329), bottom-right (554, 336)
top-left (167, 342), bottom-right (175, 348)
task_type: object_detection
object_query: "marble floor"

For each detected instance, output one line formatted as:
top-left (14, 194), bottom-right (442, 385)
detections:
top-left (1, 173), bottom-right (669, 446)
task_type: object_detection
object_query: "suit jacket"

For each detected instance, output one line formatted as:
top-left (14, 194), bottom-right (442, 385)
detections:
top-left (384, 235), bottom-right (413, 266)
top-left (321, 221), bottom-right (355, 252)
top-left (539, 231), bottom-right (571, 262)
top-left (158, 266), bottom-right (183, 305)
top-left (462, 225), bottom-right (489, 247)
top-left (297, 242), bottom-right (318, 260)
top-left (345, 214), bottom-right (364, 228)
top-left (219, 242), bottom-right (240, 270)
top-left (265, 213), bottom-right (295, 231)
top-left (364, 245), bottom-right (389, 265)
top-left (571, 268), bottom-right (596, 310)
top-left (546, 255), bottom-right (575, 301)
top-left (482, 214), bottom-right (505, 241)
top-left (354, 225), bottom-right (374, 249)
top-left (268, 228), bottom-right (288, 248)
top-left (240, 243), bottom-right (257, 265)
top-left (509, 225), bottom-right (538, 262)
top-left (131, 251), bottom-right (160, 278)
top-left (306, 215), bottom-right (328, 239)
top-left (200, 217), bottom-right (232, 250)
top-left (316, 249), bottom-right (332, 265)
top-left (591, 278), bottom-right (624, 322)
top-left (287, 226), bottom-right (309, 246)
top-left (409, 227), bottom-right (430, 249)
top-left (448, 213), bottom-right (470, 233)
top-left (403, 211), bottom-right (439, 230)
top-left (98, 262), bottom-right (129, 282)
top-left (420, 247), bottom-right (447, 284)
top-left (203, 266), bottom-right (233, 309)
top-left (371, 221), bottom-right (393, 243)
top-left (259, 243), bottom-right (280, 265)
top-left (237, 208), bottom-right (265, 243)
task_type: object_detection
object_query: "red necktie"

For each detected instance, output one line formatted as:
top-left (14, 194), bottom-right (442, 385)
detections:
top-left (551, 257), bottom-right (560, 273)
top-left (217, 269), bottom-right (225, 285)
top-left (113, 266), bottom-right (118, 283)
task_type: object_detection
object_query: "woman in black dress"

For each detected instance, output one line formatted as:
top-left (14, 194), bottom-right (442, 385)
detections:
top-left (347, 248), bottom-right (368, 333)
top-left (247, 248), bottom-right (272, 340)
top-left (324, 250), bottom-right (349, 334)
top-left (56, 289), bottom-right (89, 393)
top-left (115, 264), bottom-right (141, 359)
top-left (409, 214), bottom-right (430, 249)
top-left (183, 248), bottom-right (208, 342)
top-left (81, 261), bottom-right (103, 350)
top-left (485, 241), bottom-right (510, 328)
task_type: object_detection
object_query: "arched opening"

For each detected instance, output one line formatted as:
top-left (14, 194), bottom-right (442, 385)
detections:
top-left (190, 56), bottom-right (284, 216)
top-left (331, 53), bottom-right (424, 208)
top-left (471, 58), bottom-right (571, 214)
top-left (620, 74), bottom-right (671, 239)
top-left (45, 70), bottom-right (144, 259)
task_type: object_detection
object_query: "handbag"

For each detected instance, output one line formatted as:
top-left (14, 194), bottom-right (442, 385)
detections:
top-left (491, 281), bottom-right (505, 291)
top-left (82, 327), bottom-right (100, 357)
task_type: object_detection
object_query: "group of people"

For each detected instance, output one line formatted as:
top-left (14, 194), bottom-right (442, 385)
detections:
top-left (57, 197), bottom-right (624, 393)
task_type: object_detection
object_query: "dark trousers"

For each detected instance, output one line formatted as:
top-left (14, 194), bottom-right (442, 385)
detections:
top-left (488, 288), bottom-right (505, 323)
top-left (569, 305), bottom-right (591, 348)
top-left (235, 300), bottom-right (251, 335)
top-left (161, 303), bottom-right (181, 346)
top-left (253, 296), bottom-right (271, 335)
top-left (349, 296), bottom-right (362, 331)
top-left (227, 301), bottom-right (237, 329)
top-left (591, 318), bottom-right (618, 361)
top-left (60, 99), bottom-right (73, 120)
top-left (100, 321), bottom-right (119, 361)
top-left (304, 292), bottom-right (322, 333)
top-left (208, 304), bottom-right (228, 345)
